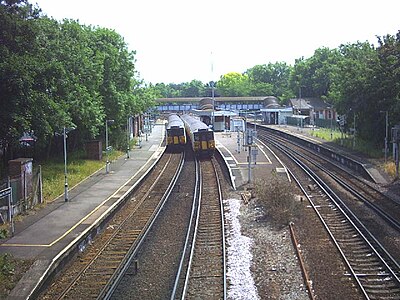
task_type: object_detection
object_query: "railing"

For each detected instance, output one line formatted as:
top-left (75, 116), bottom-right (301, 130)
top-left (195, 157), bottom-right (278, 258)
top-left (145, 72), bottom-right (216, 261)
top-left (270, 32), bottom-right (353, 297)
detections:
top-left (0, 166), bottom-right (43, 224)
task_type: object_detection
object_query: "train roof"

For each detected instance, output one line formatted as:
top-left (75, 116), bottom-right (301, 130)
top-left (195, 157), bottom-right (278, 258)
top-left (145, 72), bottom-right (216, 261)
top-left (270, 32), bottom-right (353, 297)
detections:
top-left (180, 114), bottom-right (211, 133)
top-left (166, 114), bottom-right (184, 129)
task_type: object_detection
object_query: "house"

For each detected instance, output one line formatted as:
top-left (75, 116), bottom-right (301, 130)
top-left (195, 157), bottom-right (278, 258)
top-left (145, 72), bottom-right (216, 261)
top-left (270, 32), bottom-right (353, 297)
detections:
top-left (288, 97), bottom-right (336, 127)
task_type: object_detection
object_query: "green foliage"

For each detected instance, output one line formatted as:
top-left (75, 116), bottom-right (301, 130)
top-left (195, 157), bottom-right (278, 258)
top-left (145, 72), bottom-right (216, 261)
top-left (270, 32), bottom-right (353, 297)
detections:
top-left (289, 47), bottom-right (341, 98)
top-left (290, 35), bottom-right (400, 148)
top-left (310, 128), bottom-right (383, 158)
top-left (0, 252), bottom-right (33, 298)
top-left (153, 80), bottom-right (207, 98)
top-left (0, 253), bottom-right (14, 276)
top-left (0, 2), bottom-right (157, 162)
top-left (0, 227), bottom-right (8, 239)
top-left (0, 253), bottom-right (15, 293)
top-left (0, 0), bottom-right (41, 151)
top-left (41, 149), bottom-right (123, 202)
top-left (217, 72), bottom-right (250, 96)
top-left (246, 62), bottom-right (294, 100)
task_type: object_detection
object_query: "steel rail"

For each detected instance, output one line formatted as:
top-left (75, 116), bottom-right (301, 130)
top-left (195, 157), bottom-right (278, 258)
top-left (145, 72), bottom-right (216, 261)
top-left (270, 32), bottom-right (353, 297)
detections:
top-left (170, 157), bottom-right (201, 299)
top-left (181, 158), bottom-right (226, 299)
top-left (262, 134), bottom-right (400, 299)
top-left (257, 126), bottom-right (400, 206)
top-left (101, 152), bottom-right (186, 299)
top-left (181, 157), bottom-right (203, 298)
top-left (212, 157), bottom-right (227, 300)
top-left (257, 129), bottom-right (400, 232)
top-left (52, 153), bottom-right (182, 299)
top-left (260, 131), bottom-right (400, 271)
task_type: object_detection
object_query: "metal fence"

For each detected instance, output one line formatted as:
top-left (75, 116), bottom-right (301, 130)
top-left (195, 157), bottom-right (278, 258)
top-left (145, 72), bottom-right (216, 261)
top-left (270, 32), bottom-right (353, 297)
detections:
top-left (0, 166), bottom-right (43, 224)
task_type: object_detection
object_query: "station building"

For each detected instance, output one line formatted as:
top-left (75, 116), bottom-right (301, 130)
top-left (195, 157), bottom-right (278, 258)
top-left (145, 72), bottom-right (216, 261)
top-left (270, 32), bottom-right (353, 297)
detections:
top-left (157, 96), bottom-right (336, 130)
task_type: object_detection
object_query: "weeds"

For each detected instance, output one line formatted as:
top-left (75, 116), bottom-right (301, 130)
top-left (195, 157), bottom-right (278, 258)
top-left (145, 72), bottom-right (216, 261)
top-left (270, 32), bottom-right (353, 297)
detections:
top-left (253, 175), bottom-right (300, 227)
top-left (384, 161), bottom-right (397, 178)
top-left (0, 226), bottom-right (8, 239)
top-left (0, 253), bottom-right (15, 295)
top-left (0, 253), bottom-right (33, 298)
top-left (41, 149), bottom-right (123, 203)
top-left (310, 128), bottom-right (383, 158)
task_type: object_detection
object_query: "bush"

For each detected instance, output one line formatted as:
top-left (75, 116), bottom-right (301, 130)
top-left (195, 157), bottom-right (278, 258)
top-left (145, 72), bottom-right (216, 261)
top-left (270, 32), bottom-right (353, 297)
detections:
top-left (0, 227), bottom-right (8, 239)
top-left (253, 175), bottom-right (300, 227)
top-left (384, 160), bottom-right (397, 178)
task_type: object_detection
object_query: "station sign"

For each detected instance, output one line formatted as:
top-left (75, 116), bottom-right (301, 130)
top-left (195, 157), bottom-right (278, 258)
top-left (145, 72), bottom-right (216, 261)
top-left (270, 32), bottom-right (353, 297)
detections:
top-left (0, 187), bottom-right (11, 199)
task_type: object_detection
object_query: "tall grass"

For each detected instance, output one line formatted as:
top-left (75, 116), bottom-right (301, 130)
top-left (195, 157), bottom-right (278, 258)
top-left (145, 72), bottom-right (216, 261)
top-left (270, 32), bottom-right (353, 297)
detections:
top-left (310, 128), bottom-right (383, 158)
top-left (41, 149), bottom-right (123, 203)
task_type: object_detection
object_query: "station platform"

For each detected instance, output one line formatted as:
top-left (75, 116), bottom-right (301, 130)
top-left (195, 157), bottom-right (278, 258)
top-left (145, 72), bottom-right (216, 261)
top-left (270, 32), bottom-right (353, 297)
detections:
top-left (215, 122), bottom-right (389, 189)
top-left (215, 131), bottom-right (290, 189)
top-left (0, 123), bottom-right (165, 299)
top-left (1, 121), bottom-right (389, 299)
top-left (262, 124), bottom-right (389, 185)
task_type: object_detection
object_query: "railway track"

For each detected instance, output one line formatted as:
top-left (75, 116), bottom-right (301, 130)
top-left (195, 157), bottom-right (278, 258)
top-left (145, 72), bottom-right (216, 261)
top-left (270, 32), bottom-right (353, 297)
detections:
top-left (41, 152), bottom-right (184, 300)
top-left (256, 127), bottom-right (400, 232)
top-left (290, 163), bottom-right (400, 299)
top-left (172, 158), bottom-right (226, 299)
top-left (256, 127), bottom-right (400, 299)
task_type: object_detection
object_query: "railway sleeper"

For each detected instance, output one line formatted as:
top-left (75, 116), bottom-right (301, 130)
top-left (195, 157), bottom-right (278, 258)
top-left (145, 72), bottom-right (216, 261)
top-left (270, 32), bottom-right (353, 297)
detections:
top-left (195, 240), bottom-right (222, 246)
top-left (336, 239), bottom-right (366, 246)
top-left (364, 288), bottom-right (400, 296)
top-left (190, 274), bottom-right (224, 279)
top-left (362, 282), bottom-right (400, 289)
top-left (350, 258), bottom-right (382, 265)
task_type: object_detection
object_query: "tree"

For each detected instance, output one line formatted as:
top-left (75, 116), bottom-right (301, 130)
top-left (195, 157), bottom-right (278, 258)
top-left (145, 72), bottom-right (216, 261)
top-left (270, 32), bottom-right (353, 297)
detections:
top-left (0, 0), bottom-right (42, 161)
top-left (289, 47), bottom-right (341, 99)
top-left (217, 72), bottom-right (250, 96)
top-left (246, 62), bottom-right (293, 100)
top-left (375, 32), bottom-right (400, 129)
top-left (0, 3), bottom-right (154, 162)
top-left (181, 80), bottom-right (205, 97)
top-left (330, 42), bottom-right (379, 141)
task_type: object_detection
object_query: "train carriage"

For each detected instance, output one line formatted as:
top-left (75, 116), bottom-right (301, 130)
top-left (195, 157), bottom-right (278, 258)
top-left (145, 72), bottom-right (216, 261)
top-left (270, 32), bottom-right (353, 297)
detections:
top-left (180, 114), bottom-right (215, 156)
top-left (166, 114), bottom-right (186, 150)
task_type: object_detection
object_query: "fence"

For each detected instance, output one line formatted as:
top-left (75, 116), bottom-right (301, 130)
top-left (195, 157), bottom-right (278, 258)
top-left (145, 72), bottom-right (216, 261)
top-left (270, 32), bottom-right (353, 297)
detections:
top-left (0, 166), bottom-right (43, 224)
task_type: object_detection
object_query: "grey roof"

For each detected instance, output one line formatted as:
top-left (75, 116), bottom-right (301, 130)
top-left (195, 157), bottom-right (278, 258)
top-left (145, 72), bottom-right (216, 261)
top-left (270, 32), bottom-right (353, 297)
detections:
top-left (288, 98), bottom-right (332, 110)
top-left (157, 96), bottom-right (275, 103)
top-left (263, 96), bottom-right (281, 109)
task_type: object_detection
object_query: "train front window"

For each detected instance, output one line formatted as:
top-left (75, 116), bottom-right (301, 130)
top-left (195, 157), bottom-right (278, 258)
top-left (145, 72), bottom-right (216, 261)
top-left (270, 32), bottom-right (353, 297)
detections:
top-left (169, 128), bottom-right (183, 135)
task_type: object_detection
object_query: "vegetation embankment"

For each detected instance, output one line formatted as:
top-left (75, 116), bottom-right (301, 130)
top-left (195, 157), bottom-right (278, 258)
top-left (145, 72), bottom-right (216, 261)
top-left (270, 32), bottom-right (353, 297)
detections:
top-left (41, 149), bottom-right (123, 203)
top-left (310, 128), bottom-right (397, 178)
top-left (0, 0), bottom-right (157, 174)
top-left (0, 253), bottom-right (33, 299)
top-left (154, 34), bottom-right (400, 151)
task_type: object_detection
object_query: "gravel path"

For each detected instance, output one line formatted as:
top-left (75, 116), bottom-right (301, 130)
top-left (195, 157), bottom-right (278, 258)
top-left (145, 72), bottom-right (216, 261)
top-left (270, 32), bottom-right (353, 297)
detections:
top-left (224, 194), bottom-right (309, 300)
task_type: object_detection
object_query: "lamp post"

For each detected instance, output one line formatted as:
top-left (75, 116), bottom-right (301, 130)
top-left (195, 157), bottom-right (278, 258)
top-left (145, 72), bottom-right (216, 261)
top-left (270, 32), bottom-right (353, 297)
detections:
top-left (211, 81), bottom-right (215, 129)
top-left (63, 127), bottom-right (75, 202)
top-left (327, 106), bottom-right (333, 140)
top-left (353, 112), bottom-right (356, 149)
top-left (105, 119), bottom-right (114, 173)
top-left (380, 110), bottom-right (389, 163)
top-left (127, 116), bottom-right (131, 159)
top-left (299, 86), bottom-right (302, 129)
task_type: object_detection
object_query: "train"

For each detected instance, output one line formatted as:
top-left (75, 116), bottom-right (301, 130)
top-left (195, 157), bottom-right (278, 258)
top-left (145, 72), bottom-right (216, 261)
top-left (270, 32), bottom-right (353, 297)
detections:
top-left (180, 114), bottom-right (215, 156)
top-left (166, 114), bottom-right (187, 150)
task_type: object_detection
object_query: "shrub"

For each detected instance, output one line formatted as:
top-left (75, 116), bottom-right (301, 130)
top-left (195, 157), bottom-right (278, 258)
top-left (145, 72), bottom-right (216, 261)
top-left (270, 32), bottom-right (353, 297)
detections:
top-left (253, 175), bottom-right (299, 227)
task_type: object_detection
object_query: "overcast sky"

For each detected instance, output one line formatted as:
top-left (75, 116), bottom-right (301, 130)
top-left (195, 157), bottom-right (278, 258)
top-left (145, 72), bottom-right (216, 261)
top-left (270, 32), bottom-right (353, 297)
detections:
top-left (34, 0), bottom-right (400, 84)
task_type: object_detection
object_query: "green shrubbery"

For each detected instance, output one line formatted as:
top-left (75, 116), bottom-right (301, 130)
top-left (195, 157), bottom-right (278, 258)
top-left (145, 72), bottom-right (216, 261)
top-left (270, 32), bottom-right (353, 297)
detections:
top-left (0, 253), bottom-right (33, 298)
top-left (41, 149), bottom-right (123, 203)
top-left (0, 253), bottom-right (16, 295)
